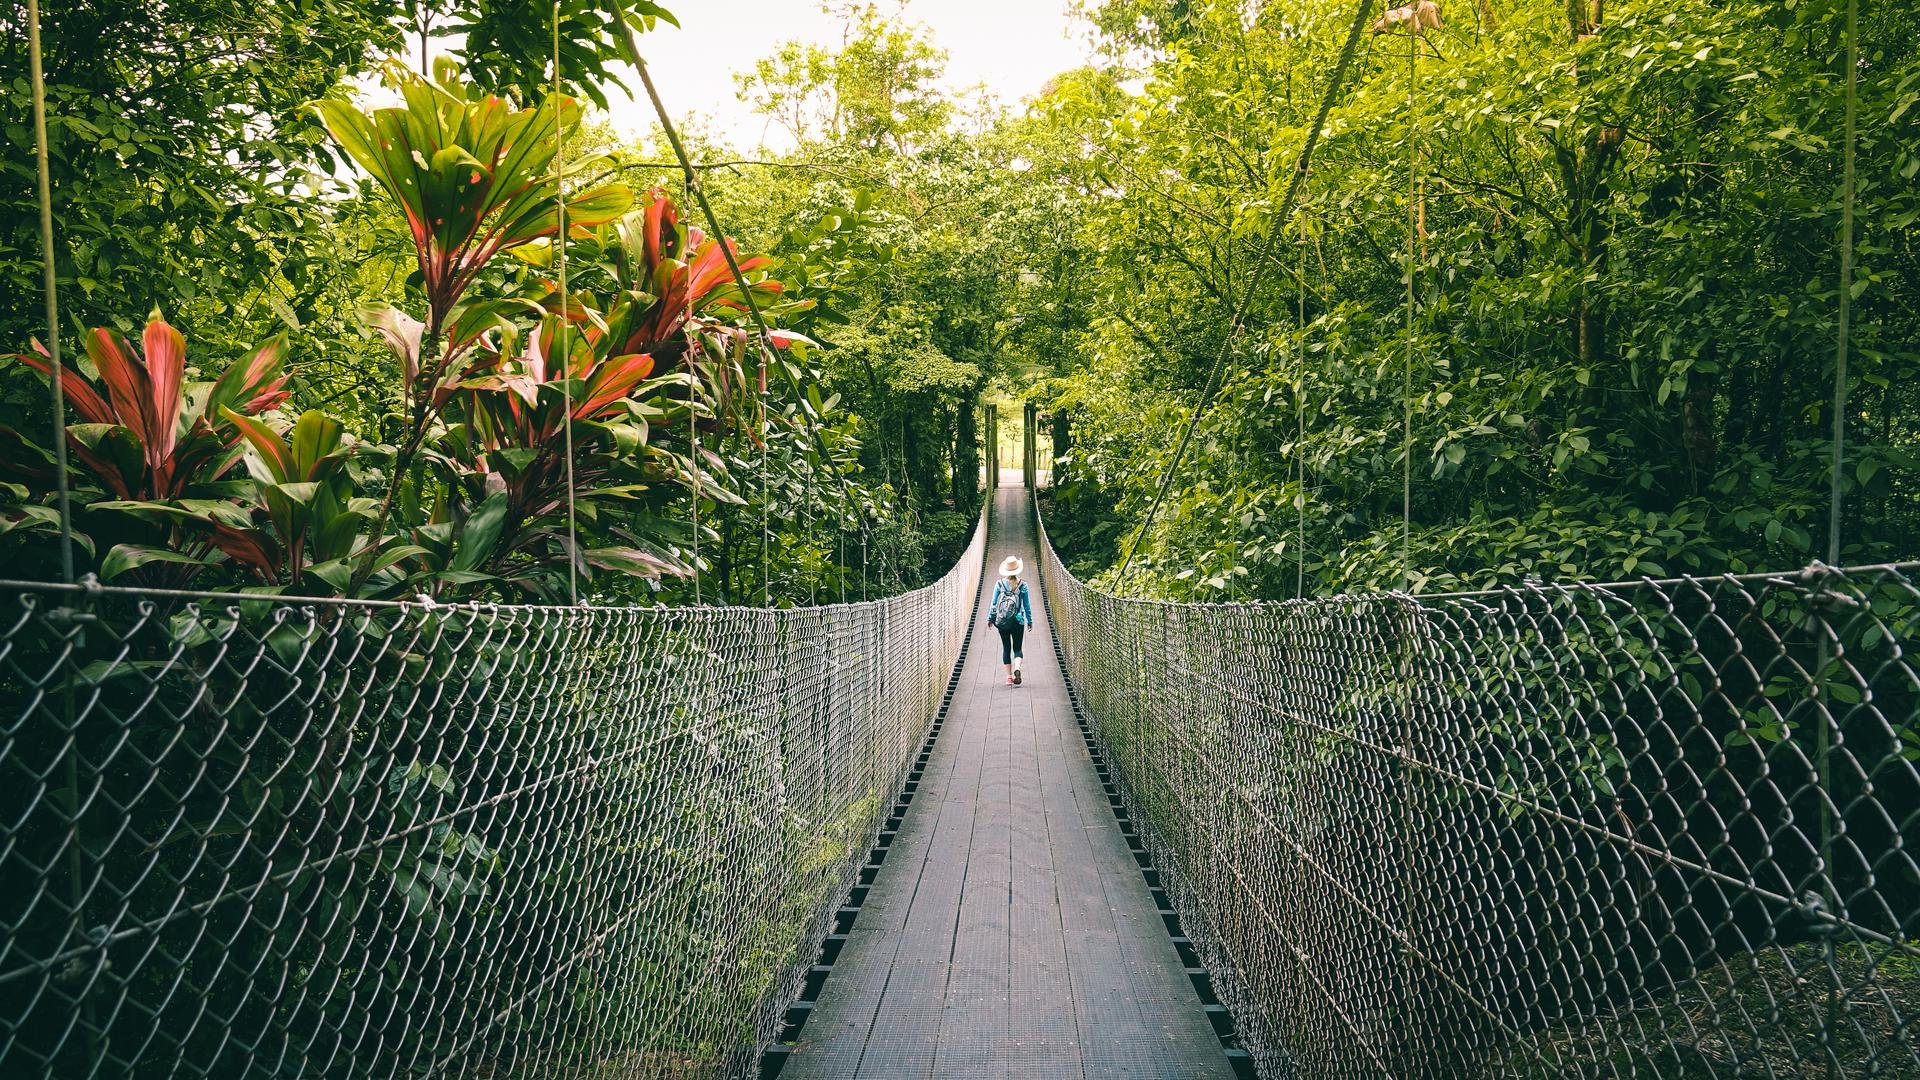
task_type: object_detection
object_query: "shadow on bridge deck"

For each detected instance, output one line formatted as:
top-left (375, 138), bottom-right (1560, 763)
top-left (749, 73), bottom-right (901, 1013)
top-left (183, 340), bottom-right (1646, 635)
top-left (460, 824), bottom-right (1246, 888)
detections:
top-left (781, 484), bottom-right (1232, 1079)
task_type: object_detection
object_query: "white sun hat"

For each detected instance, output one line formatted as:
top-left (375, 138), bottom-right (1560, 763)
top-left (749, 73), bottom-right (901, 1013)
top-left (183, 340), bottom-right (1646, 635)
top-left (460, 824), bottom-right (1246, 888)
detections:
top-left (999, 556), bottom-right (1024, 577)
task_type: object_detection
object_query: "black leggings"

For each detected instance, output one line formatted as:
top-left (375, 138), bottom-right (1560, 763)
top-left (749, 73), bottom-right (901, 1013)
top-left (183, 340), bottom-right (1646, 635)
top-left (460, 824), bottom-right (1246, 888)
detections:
top-left (997, 622), bottom-right (1025, 664)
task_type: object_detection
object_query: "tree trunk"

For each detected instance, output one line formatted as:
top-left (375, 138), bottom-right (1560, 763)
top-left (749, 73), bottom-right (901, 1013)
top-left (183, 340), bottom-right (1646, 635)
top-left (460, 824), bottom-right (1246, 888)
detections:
top-left (1683, 364), bottom-right (1719, 496)
top-left (955, 396), bottom-right (980, 511)
top-left (1563, 0), bottom-right (1617, 396)
top-left (901, 409), bottom-right (921, 501)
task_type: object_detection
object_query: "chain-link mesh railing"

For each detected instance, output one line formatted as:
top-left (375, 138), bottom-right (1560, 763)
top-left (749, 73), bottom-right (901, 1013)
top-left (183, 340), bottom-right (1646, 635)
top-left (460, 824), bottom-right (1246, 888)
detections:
top-left (1036, 500), bottom-right (1918, 1078)
top-left (0, 513), bottom-right (982, 1079)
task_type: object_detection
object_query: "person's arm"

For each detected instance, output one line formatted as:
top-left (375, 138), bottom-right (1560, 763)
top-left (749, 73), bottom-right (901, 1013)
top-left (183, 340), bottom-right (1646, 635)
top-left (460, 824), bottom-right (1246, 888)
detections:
top-left (987, 580), bottom-right (1001, 621)
top-left (1020, 583), bottom-right (1033, 625)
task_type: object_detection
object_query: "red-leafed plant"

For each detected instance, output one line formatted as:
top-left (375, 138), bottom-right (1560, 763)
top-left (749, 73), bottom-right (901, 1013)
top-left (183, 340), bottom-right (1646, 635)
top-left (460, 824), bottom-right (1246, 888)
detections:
top-left (317, 60), bottom-right (634, 593)
top-left (4, 312), bottom-right (293, 583)
top-left (224, 409), bottom-right (368, 591)
top-left (435, 316), bottom-right (702, 591)
top-left (457, 318), bottom-right (658, 452)
top-left (316, 60), bottom-right (632, 411)
top-left (561, 188), bottom-right (806, 436)
top-left (596, 188), bottom-right (791, 364)
top-left (13, 315), bottom-right (288, 500)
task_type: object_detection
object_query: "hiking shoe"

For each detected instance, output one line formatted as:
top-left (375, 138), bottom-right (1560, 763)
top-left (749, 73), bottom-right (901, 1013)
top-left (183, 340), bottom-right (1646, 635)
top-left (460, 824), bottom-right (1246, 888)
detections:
top-left (1005, 675), bottom-right (1014, 685)
top-left (1013, 669), bottom-right (1023, 685)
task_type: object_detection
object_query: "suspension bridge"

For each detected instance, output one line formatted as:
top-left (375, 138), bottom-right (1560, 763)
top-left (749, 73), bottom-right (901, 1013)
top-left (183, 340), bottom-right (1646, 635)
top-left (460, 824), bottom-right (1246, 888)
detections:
top-left (2, 451), bottom-right (1915, 1078)
top-left (5, 0), bottom-right (1911, 1073)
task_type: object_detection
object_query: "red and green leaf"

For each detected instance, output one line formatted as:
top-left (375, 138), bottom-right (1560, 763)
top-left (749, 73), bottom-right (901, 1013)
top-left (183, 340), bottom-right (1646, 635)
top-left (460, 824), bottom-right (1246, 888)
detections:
top-left (142, 314), bottom-right (186, 472)
top-left (316, 61), bottom-right (633, 333)
top-left (15, 343), bottom-right (114, 425)
top-left (10, 315), bottom-right (292, 508)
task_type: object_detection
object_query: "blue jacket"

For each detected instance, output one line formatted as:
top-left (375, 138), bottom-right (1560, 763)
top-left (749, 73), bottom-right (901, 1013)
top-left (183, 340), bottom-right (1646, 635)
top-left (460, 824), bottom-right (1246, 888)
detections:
top-left (988, 579), bottom-right (1033, 627)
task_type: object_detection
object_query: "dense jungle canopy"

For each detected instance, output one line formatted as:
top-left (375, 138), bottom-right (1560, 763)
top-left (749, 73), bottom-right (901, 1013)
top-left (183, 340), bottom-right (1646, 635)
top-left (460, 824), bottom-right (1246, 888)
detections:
top-left (0, 0), bottom-right (1911, 603)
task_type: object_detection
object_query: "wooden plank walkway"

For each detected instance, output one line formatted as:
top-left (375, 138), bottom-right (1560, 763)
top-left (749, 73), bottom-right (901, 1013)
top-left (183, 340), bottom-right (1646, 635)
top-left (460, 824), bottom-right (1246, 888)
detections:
top-left (783, 483), bottom-right (1231, 1079)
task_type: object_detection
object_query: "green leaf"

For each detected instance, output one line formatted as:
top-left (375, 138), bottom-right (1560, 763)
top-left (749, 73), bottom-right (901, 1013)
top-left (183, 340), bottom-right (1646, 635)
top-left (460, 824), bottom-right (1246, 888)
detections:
top-left (584, 546), bottom-right (680, 578)
top-left (451, 492), bottom-right (510, 573)
top-left (101, 543), bottom-right (207, 582)
top-left (289, 411), bottom-right (345, 479)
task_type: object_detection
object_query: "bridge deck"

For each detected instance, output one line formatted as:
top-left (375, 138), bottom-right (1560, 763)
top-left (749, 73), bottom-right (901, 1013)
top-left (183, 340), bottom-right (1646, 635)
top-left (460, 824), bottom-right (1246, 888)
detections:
top-left (784, 484), bottom-right (1230, 1079)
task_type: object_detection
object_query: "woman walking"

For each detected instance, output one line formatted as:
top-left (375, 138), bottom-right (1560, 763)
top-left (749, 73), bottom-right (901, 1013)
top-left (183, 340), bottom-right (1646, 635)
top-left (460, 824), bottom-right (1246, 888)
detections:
top-left (988, 556), bottom-right (1033, 685)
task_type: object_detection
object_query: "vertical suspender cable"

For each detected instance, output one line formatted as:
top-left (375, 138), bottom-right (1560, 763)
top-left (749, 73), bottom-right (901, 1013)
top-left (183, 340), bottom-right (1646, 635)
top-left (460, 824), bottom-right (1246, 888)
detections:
top-left (760, 351), bottom-right (771, 606)
top-left (1826, 0), bottom-right (1857, 566)
top-left (1395, 23), bottom-right (1429, 1056)
top-left (1402, 20), bottom-right (1419, 591)
top-left (27, 0), bottom-right (74, 585)
top-left (688, 290), bottom-right (702, 606)
top-left (554, 4), bottom-right (579, 605)
top-left (1818, 4), bottom-right (1859, 1073)
top-left (29, 6), bottom-right (101, 1061)
top-left (1296, 232), bottom-right (1308, 600)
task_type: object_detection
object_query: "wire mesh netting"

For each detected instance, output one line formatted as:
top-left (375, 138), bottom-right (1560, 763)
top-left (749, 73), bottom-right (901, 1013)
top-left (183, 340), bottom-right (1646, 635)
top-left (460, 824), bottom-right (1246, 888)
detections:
top-left (1037, 501), bottom-right (1919, 1078)
top-left (0, 514), bottom-right (982, 1078)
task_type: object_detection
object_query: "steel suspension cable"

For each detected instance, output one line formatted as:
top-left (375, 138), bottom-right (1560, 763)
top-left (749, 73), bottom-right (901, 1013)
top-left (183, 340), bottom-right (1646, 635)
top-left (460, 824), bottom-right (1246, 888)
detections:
top-left (687, 258), bottom-right (702, 605)
top-left (1116, 0), bottom-right (1376, 585)
top-left (613, 15), bottom-right (872, 606)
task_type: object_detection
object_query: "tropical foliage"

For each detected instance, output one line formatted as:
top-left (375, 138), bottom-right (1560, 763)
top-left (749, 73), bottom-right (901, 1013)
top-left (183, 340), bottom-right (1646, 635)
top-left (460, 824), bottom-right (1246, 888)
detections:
top-left (2, 316), bottom-right (293, 584)
top-left (8, 0), bottom-right (1909, 603)
top-left (1036, 0), bottom-right (1917, 599)
top-left (1, 52), bottom-right (859, 605)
